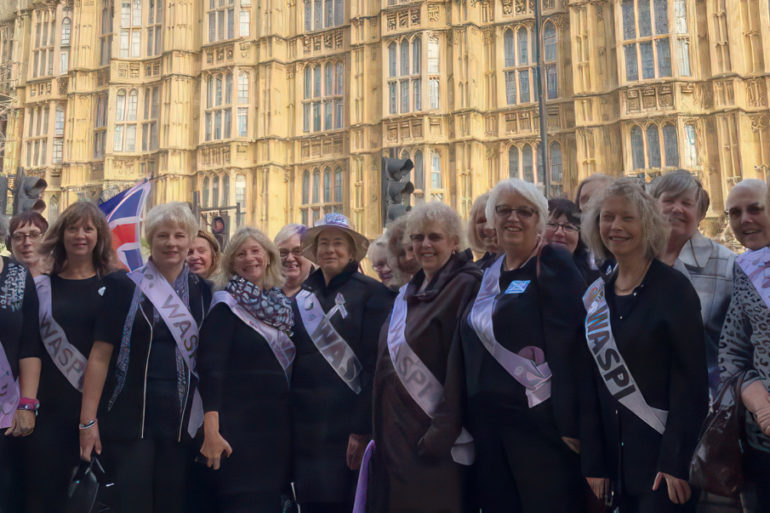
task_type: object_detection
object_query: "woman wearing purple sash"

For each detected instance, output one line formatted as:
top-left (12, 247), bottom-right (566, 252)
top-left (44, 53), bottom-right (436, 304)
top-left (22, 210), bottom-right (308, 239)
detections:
top-left (197, 227), bottom-right (294, 512)
top-left (26, 202), bottom-right (115, 513)
top-left (457, 179), bottom-right (588, 513)
top-left (369, 202), bottom-right (481, 513)
top-left (79, 203), bottom-right (212, 513)
top-left (719, 179), bottom-right (770, 512)
top-left (0, 216), bottom-right (43, 513)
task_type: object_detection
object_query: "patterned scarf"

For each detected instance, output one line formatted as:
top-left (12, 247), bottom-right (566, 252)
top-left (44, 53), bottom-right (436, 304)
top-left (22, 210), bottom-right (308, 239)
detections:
top-left (225, 275), bottom-right (293, 335)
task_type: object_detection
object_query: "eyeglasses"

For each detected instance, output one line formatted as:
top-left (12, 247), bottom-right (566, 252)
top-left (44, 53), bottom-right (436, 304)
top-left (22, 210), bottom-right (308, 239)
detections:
top-left (279, 248), bottom-right (303, 259)
top-left (546, 222), bottom-right (579, 233)
top-left (725, 204), bottom-right (765, 219)
top-left (494, 205), bottom-right (538, 219)
top-left (409, 233), bottom-right (445, 243)
top-left (11, 231), bottom-right (42, 243)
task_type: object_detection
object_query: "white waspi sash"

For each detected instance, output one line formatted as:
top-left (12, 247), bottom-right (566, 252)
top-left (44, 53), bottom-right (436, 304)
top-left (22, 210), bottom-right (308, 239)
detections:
top-left (211, 291), bottom-right (295, 381)
top-left (387, 285), bottom-right (475, 465)
top-left (0, 342), bottom-right (19, 429)
top-left (737, 246), bottom-right (770, 310)
top-left (583, 277), bottom-right (668, 435)
top-left (468, 255), bottom-right (552, 407)
top-left (296, 289), bottom-right (363, 394)
top-left (34, 275), bottom-right (88, 392)
top-left (128, 262), bottom-right (204, 437)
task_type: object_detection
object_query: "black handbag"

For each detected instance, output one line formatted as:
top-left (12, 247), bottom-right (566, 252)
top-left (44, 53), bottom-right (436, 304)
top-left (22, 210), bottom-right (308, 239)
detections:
top-left (65, 457), bottom-right (114, 513)
top-left (689, 373), bottom-right (747, 497)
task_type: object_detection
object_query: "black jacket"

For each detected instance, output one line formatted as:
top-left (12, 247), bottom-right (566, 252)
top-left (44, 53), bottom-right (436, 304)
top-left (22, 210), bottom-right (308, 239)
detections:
top-left (290, 262), bottom-right (395, 503)
top-left (579, 259), bottom-right (708, 495)
top-left (94, 270), bottom-right (212, 441)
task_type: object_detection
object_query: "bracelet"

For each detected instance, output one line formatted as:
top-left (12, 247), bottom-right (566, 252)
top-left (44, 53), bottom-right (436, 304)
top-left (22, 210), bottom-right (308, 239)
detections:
top-left (17, 397), bottom-right (39, 411)
top-left (79, 419), bottom-right (97, 430)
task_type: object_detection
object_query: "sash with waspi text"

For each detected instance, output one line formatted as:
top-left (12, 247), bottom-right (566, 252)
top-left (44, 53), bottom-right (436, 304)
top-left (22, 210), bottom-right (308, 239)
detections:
top-left (736, 246), bottom-right (770, 310)
top-left (211, 290), bottom-right (295, 381)
top-left (468, 255), bottom-right (552, 407)
top-left (296, 289), bottom-right (363, 394)
top-left (0, 341), bottom-right (19, 429)
top-left (387, 285), bottom-right (475, 465)
top-left (34, 275), bottom-right (88, 391)
top-left (583, 277), bottom-right (668, 435)
top-left (128, 261), bottom-right (204, 437)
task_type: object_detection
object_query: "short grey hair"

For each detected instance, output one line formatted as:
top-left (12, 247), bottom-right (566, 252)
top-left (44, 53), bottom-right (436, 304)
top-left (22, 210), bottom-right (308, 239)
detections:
top-left (468, 193), bottom-right (489, 253)
top-left (727, 179), bottom-right (768, 208)
top-left (581, 177), bottom-right (670, 262)
top-left (406, 201), bottom-right (467, 249)
top-left (367, 236), bottom-right (389, 261)
top-left (274, 223), bottom-right (308, 247)
top-left (219, 226), bottom-right (285, 290)
top-left (144, 202), bottom-right (198, 243)
top-left (575, 174), bottom-right (613, 205)
top-left (486, 178), bottom-right (548, 233)
top-left (649, 169), bottom-right (710, 219)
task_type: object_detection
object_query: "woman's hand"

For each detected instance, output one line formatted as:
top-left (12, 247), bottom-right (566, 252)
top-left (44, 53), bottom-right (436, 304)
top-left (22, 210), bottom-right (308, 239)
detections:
top-left (4, 410), bottom-right (36, 437)
top-left (346, 433), bottom-right (368, 470)
top-left (652, 472), bottom-right (691, 504)
top-left (200, 431), bottom-right (233, 470)
top-left (586, 477), bottom-right (610, 502)
top-left (79, 421), bottom-right (102, 462)
top-left (742, 381), bottom-right (770, 435)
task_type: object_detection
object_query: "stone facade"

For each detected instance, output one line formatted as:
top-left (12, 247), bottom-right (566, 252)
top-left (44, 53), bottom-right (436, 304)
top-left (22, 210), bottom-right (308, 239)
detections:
top-left (0, 0), bottom-right (768, 238)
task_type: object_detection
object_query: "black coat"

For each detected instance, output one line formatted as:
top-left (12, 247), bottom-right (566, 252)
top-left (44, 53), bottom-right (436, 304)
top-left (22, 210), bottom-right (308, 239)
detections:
top-left (290, 262), bottom-right (395, 504)
top-left (579, 259), bottom-right (708, 495)
top-left (94, 270), bottom-right (212, 441)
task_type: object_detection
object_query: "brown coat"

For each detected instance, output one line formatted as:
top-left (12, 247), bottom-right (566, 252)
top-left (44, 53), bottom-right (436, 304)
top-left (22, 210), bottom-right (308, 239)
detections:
top-left (370, 250), bottom-right (481, 513)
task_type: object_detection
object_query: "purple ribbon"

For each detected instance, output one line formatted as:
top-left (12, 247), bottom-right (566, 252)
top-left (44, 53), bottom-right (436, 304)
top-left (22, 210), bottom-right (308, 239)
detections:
top-left (352, 440), bottom-right (375, 513)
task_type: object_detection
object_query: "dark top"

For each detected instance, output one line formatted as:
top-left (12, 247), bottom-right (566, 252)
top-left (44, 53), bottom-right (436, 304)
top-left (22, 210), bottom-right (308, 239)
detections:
top-left (0, 256), bottom-right (41, 379)
top-left (290, 261), bottom-right (395, 503)
top-left (371, 250), bottom-right (481, 513)
top-left (574, 250), bottom-right (601, 286)
top-left (579, 259), bottom-right (708, 494)
top-left (474, 251), bottom-right (497, 270)
top-left (94, 270), bottom-right (212, 441)
top-left (459, 245), bottom-right (587, 440)
top-left (198, 302), bottom-right (291, 495)
top-left (37, 274), bottom-right (103, 423)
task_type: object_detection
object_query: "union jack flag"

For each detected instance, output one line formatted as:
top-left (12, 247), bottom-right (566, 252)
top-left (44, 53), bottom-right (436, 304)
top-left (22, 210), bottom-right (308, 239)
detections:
top-left (99, 181), bottom-right (151, 271)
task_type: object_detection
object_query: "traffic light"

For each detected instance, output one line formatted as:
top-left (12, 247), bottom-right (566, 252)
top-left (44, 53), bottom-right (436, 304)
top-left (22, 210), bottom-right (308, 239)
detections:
top-left (15, 176), bottom-right (47, 214)
top-left (382, 157), bottom-right (414, 225)
top-left (211, 214), bottom-right (229, 249)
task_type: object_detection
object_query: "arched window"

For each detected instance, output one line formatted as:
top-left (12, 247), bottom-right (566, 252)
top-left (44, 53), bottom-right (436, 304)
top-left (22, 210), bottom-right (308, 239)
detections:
top-left (400, 39), bottom-right (409, 76)
top-left (55, 105), bottom-right (65, 136)
top-left (646, 124), bottom-right (661, 168)
top-left (312, 168), bottom-right (320, 203)
top-left (235, 174), bottom-right (246, 207)
top-left (212, 175), bottom-right (220, 206)
top-left (222, 174), bottom-right (230, 205)
top-left (304, 67), bottom-right (312, 99)
top-left (334, 167), bottom-right (343, 202)
top-left (335, 62), bottom-right (344, 95)
top-left (116, 89), bottom-right (126, 121)
top-left (323, 167), bottom-right (332, 202)
top-left (388, 43), bottom-right (397, 77)
top-left (504, 29), bottom-right (515, 67)
top-left (550, 141), bottom-right (563, 193)
top-left (631, 125), bottom-right (645, 169)
top-left (544, 22), bottom-right (558, 99)
top-left (431, 151), bottom-right (442, 188)
top-left (304, 0), bottom-right (312, 31)
top-left (684, 124), bottom-right (697, 167)
top-left (517, 28), bottom-right (529, 65)
top-left (127, 89), bottom-right (138, 120)
top-left (522, 144), bottom-right (533, 183)
top-left (508, 145), bottom-right (519, 178)
top-left (203, 176), bottom-right (210, 207)
top-left (61, 17), bottom-right (71, 46)
top-left (324, 63), bottom-right (333, 96)
top-left (427, 36), bottom-right (439, 73)
top-left (663, 123), bottom-right (679, 167)
top-left (412, 37), bottom-right (421, 73)
top-left (302, 170), bottom-right (310, 204)
top-left (413, 150), bottom-right (424, 190)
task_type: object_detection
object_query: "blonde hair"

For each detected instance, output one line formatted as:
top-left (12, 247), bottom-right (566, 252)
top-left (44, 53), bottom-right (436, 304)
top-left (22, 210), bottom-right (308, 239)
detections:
top-left (219, 226), bottom-right (285, 290)
top-left (486, 178), bottom-right (548, 233)
top-left (581, 177), bottom-right (670, 262)
top-left (144, 202), bottom-right (198, 243)
top-left (406, 201), bottom-right (467, 249)
top-left (467, 193), bottom-right (490, 253)
top-left (194, 230), bottom-right (221, 280)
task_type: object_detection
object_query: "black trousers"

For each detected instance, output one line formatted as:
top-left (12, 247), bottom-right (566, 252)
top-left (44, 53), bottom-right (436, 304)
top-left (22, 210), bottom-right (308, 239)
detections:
top-left (618, 486), bottom-right (696, 513)
top-left (742, 446), bottom-right (770, 513)
top-left (471, 416), bottom-right (585, 513)
top-left (100, 437), bottom-right (188, 513)
top-left (25, 414), bottom-right (80, 513)
top-left (0, 436), bottom-right (25, 513)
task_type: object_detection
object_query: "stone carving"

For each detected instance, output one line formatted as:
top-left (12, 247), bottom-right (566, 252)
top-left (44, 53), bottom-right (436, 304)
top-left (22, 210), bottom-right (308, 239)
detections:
top-left (428, 5), bottom-right (440, 22)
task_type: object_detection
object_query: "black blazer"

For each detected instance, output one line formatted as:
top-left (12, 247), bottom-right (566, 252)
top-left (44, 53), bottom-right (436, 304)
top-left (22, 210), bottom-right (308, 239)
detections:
top-left (579, 259), bottom-right (708, 495)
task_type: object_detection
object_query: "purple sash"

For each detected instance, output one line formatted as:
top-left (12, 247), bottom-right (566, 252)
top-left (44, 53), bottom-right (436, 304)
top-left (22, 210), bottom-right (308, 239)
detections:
top-left (0, 342), bottom-right (19, 429)
top-left (352, 440), bottom-right (375, 513)
top-left (737, 246), bottom-right (770, 310)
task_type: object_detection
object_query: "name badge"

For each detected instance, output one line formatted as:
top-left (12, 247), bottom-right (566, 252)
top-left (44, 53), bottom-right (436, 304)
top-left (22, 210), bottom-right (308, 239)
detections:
top-left (504, 280), bottom-right (530, 295)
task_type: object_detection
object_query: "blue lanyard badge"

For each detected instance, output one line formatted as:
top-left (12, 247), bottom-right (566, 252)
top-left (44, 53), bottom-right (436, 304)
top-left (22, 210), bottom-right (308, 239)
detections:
top-left (504, 280), bottom-right (530, 295)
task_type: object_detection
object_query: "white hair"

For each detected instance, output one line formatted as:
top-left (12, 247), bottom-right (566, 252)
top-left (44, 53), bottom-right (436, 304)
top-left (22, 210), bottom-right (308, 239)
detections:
top-left (144, 202), bottom-right (198, 243)
top-left (727, 179), bottom-right (768, 207)
top-left (485, 178), bottom-right (549, 233)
